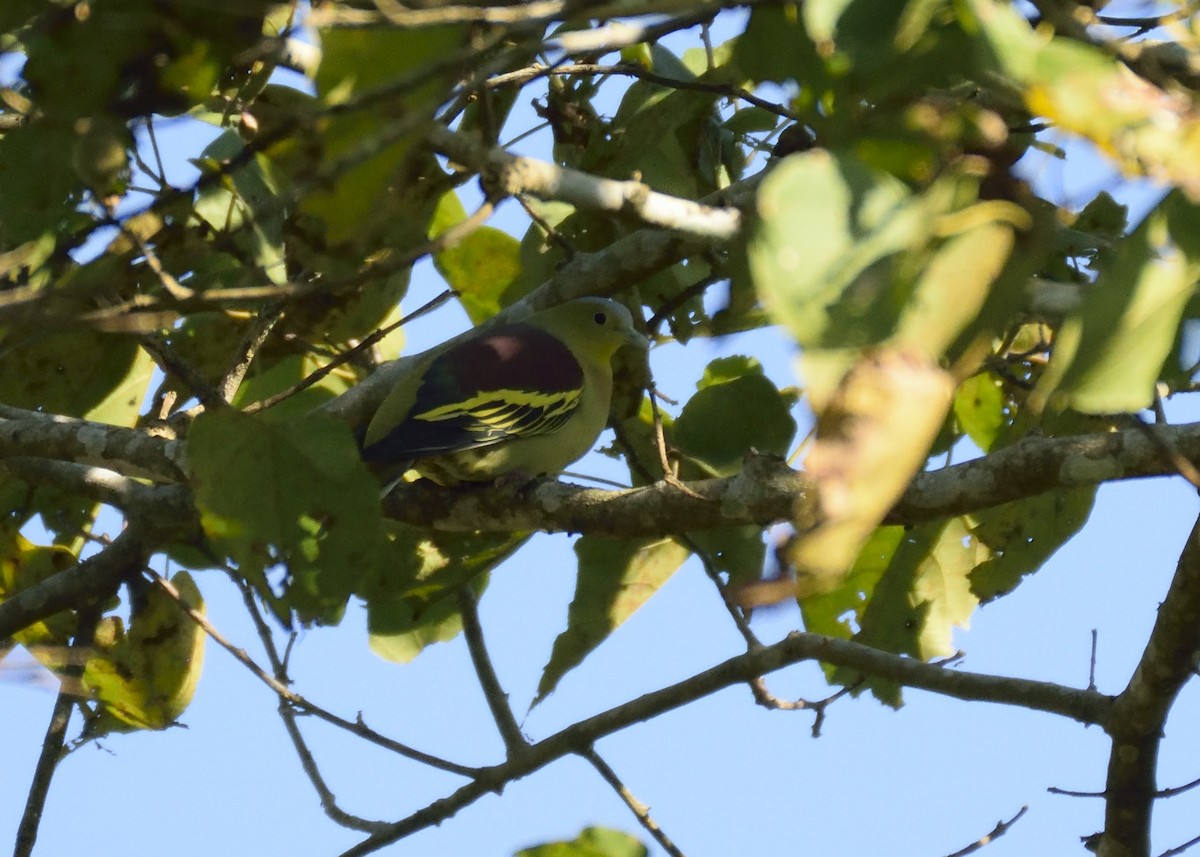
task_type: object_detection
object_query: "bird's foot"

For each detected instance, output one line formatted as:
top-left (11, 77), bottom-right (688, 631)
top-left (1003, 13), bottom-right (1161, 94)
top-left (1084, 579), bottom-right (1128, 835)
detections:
top-left (492, 469), bottom-right (550, 496)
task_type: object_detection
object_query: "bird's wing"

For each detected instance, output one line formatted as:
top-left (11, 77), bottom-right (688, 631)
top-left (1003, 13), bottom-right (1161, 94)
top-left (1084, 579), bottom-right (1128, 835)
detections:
top-left (362, 323), bottom-right (584, 462)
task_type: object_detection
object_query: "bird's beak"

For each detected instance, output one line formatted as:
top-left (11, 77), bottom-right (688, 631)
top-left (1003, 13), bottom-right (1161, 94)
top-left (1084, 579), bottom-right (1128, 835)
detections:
top-left (622, 329), bottom-right (650, 351)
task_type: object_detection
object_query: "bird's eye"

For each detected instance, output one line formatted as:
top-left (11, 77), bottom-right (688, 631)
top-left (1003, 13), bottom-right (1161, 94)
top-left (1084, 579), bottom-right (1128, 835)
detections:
top-left (593, 311), bottom-right (608, 326)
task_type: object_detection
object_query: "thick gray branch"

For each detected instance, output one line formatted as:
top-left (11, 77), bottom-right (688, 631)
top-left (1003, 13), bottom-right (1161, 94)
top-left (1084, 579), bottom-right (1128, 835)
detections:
top-left (1098, 513), bottom-right (1200, 857)
top-left (896, 423), bottom-right (1196, 520)
top-left (382, 424), bottom-right (1200, 534)
top-left (0, 405), bottom-right (185, 482)
top-left (2, 459), bottom-right (149, 509)
top-left (382, 452), bottom-right (812, 535)
top-left (341, 630), bottom-right (1112, 855)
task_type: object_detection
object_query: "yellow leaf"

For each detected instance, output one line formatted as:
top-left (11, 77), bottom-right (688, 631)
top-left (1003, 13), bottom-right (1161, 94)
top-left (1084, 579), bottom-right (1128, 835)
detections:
top-left (83, 573), bottom-right (206, 731)
top-left (790, 349), bottom-right (954, 596)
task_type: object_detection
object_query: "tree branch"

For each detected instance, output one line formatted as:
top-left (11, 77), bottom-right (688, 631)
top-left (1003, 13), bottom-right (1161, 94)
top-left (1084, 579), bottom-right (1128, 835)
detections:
top-left (942, 805), bottom-right (1029, 857)
top-left (456, 586), bottom-right (527, 755)
top-left (1099, 513), bottom-right (1200, 856)
top-left (208, 575), bottom-right (387, 833)
top-left (13, 685), bottom-right (75, 857)
top-left (12, 420), bottom-right (1200, 646)
top-left (13, 608), bottom-right (99, 857)
top-left (166, 572), bottom-right (482, 781)
top-left (340, 631), bottom-right (1112, 856)
top-left (428, 124), bottom-right (743, 239)
top-left (2, 458), bottom-right (150, 510)
top-left (581, 747), bottom-right (685, 857)
top-left (381, 423), bottom-right (1200, 535)
top-left (0, 524), bottom-right (151, 642)
top-left (0, 404), bottom-right (185, 482)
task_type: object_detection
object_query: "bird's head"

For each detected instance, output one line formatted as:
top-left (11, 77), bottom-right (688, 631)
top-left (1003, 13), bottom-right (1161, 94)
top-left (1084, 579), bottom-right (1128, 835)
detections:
top-left (528, 297), bottom-right (648, 362)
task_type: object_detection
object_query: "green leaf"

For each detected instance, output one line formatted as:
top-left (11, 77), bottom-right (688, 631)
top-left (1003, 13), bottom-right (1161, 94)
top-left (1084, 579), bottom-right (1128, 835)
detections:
top-left (1035, 193), bottom-right (1200, 414)
top-left (673, 356), bottom-right (797, 477)
top-left (974, 0), bottom-right (1200, 191)
top-left (307, 25), bottom-right (463, 243)
top-left (689, 525), bottom-right (767, 590)
top-left (822, 519), bottom-right (986, 705)
top-left (953, 371), bottom-right (1006, 452)
top-left (894, 221), bottom-right (1015, 357)
top-left (82, 572), bottom-right (206, 732)
top-left (192, 130), bottom-right (287, 285)
top-left (0, 475), bottom-right (99, 550)
top-left (803, 0), bottom-right (859, 45)
top-left (0, 0), bottom-right (41, 32)
top-left (860, 518), bottom-right (985, 661)
top-left (516, 827), bottom-right (647, 857)
top-left (790, 350), bottom-right (954, 593)
top-left (20, 0), bottom-right (272, 120)
top-left (429, 191), bottom-right (522, 324)
top-left (724, 106), bottom-right (781, 137)
top-left (0, 331), bottom-right (147, 421)
top-left (368, 574), bottom-right (486, 664)
top-left (188, 410), bottom-right (392, 624)
top-left (969, 487), bottom-right (1095, 602)
top-left (509, 201), bottom-right (623, 304)
top-left (734, 5), bottom-right (828, 93)
top-left (1074, 191), bottom-right (1129, 242)
top-left (534, 536), bottom-right (690, 706)
top-left (747, 150), bottom-right (923, 350)
top-left (365, 527), bottom-right (526, 663)
top-left (0, 530), bottom-right (78, 652)
top-left (86, 345), bottom-right (156, 427)
top-left (580, 43), bottom-right (725, 197)
top-left (800, 525), bottom-right (902, 642)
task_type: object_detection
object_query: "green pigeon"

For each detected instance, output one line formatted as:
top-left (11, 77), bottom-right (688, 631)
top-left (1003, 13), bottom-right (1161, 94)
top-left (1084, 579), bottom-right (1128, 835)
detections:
top-left (361, 297), bottom-right (647, 485)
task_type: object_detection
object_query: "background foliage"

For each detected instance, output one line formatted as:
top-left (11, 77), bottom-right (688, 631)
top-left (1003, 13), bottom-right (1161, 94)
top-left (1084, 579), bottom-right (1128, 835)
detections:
top-left (4, 1), bottom-right (1200, 856)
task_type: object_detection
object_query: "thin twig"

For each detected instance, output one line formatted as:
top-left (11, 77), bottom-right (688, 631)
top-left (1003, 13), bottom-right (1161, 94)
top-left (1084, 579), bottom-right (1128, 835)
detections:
top-left (1133, 414), bottom-right (1200, 490)
top-left (1088, 629), bottom-right (1098, 693)
top-left (138, 334), bottom-right (227, 411)
top-left (1159, 831), bottom-right (1200, 857)
top-left (1053, 773), bottom-right (1200, 800)
top-left (232, 573), bottom-right (481, 777)
top-left (151, 569), bottom-right (479, 778)
top-left (212, 575), bottom-right (387, 833)
top-left (1097, 3), bottom-right (1200, 37)
top-left (243, 289), bottom-right (457, 414)
top-left (1159, 775), bottom-right (1200, 799)
top-left (145, 116), bottom-right (168, 188)
top-left (1047, 784), bottom-right (1104, 797)
top-left (218, 307), bottom-right (284, 403)
top-left (581, 747), bottom-right (685, 857)
top-left (941, 806), bottom-right (1029, 857)
top-left (115, 220), bottom-right (193, 301)
top-left (646, 273), bottom-right (724, 333)
top-left (14, 608), bottom-right (100, 857)
top-left (647, 386), bottom-right (678, 481)
top-left (456, 586), bottom-right (527, 754)
top-left (517, 192), bottom-right (575, 257)
top-left (488, 62), bottom-right (796, 122)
